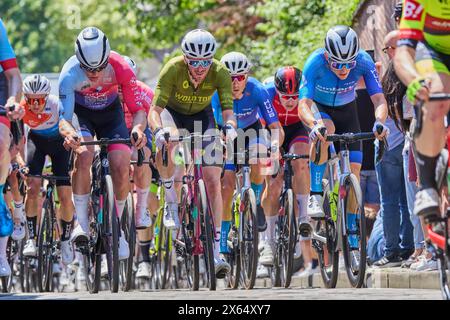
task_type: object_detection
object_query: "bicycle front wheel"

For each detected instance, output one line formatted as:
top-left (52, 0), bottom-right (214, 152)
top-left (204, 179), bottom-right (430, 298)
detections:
top-left (37, 199), bottom-right (54, 292)
top-left (198, 179), bottom-right (216, 291)
top-left (225, 191), bottom-right (241, 289)
top-left (313, 179), bottom-right (339, 289)
top-left (103, 175), bottom-right (120, 293)
top-left (239, 188), bottom-right (258, 289)
top-left (341, 174), bottom-right (366, 288)
top-left (281, 189), bottom-right (296, 288)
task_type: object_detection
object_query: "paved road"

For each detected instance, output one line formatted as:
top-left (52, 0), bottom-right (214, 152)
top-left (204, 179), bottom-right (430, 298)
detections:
top-left (0, 287), bottom-right (442, 300)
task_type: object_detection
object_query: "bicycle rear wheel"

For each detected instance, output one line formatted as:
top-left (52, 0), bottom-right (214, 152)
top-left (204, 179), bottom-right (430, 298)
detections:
top-left (313, 179), bottom-right (339, 288)
top-left (156, 224), bottom-right (171, 289)
top-left (341, 174), bottom-right (366, 288)
top-left (281, 189), bottom-right (296, 288)
top-left (37, 199), bottom-right (54, 292)
top-left (239, 189), bottom-right (258, 289)
top-left (103, 175), bottom-right (120, 293)
top-left (120, 192), bottom-right (136, 292)
top-left (198, 179), bottom-right (216, 291)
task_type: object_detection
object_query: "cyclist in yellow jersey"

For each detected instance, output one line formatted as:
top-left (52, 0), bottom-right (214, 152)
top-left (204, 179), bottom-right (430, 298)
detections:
top-left (148, 29), bottom-right (238, 278)
top-left (394, 0), bottom-right (450, 222)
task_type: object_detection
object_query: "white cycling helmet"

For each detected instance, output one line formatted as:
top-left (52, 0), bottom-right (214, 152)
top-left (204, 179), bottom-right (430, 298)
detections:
top-left (181, 29), bottom-right (217, 59)
top-left (23, 74), bottom-right (51, 95)
top-left (75, 27), bottom-right (111, 68)
top-left (324, 25), bottom-right (359, 62)
top-left (220, 52), bottom-right (251, 75)
top-left (123, 55), bottom-right (137, 76)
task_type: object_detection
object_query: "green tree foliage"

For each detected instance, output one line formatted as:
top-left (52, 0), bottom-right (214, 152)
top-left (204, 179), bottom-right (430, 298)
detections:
top-left (1, 0), bottom-right (137, 73)
top-left (121, 0), bottom-right (361, 78)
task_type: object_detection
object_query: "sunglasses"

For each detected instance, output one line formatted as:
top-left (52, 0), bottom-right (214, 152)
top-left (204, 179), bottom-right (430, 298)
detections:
top-left (80, 60), bottom-right (108, 73)
top-left (231, 74), bottom-right (246, 82)
top-left (26, 97), bottom-right (47, 105)
top-left (329, 60), bottom-right (357, 70)
top-left (382, 46), bottom-right (396, 54)
top-left (187, 59), bottom-right (213, 68)
top-left (279, 93), bottom-right (299, 100)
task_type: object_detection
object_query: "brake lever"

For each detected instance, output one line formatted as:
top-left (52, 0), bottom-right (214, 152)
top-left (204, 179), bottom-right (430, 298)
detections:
top-left (313, 127), bottom-right (327, 165)
top-left (132, 132), bottom-right (144, 167)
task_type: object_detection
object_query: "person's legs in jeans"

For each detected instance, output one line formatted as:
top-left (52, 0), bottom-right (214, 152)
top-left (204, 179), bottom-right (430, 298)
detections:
top-left (398, 168), bottom-right (414, 258)
top-left (402, 141), bottom-right (424, 256)
top-left (375, 143), bottom-right (405, 260)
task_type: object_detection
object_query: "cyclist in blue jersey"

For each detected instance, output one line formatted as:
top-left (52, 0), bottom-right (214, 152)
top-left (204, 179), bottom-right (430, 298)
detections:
top-left (211, 52), bottom-right (284, 261)
top-left (298, 26), bottom-right (389, 222)
top-left (0, 17), bottom-right (23, 277)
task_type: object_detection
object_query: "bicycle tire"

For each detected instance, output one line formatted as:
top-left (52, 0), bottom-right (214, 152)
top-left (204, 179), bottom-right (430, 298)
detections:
top-left (158, 225), bottom-right (171, 289)
top-left (120, 192), bottom-right (136, 292)
top-left (1, 238), bottom-right (14, 292)
top-left (271, 217), bottom-right (282, 288)
top-left (282, 189), bottom-right (296, 288)
top-left (341, 174), bottom-right (366, 288)
top-left (180, 184), bottom-right (199, 290)
top-left (313, 179), bottom-right (339, 289)
top-left (37, 199), bottom-right (54, 292)
top-left (103, 174), bottom-right (120, 293)
top-left (198, 179), bottom-right (216, 291)
top-left (226, 192), bottom-right (241, 289)
top-left (239, 188), bottom-right (258, 289)
top-left (438, 250), bottom-right (450, 300)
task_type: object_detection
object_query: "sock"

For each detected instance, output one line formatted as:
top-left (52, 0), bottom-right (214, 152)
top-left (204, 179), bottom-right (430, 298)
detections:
top-left (266, 215), bottom-right (278, 243)
top-left (0, 237), bottom-right (8, 258)
top-left (139, 240), bottom-right (151, 263)
top-left (251, 183), bottom-right (264, 206)
top-left (27, 216), bottom-right (37, 240)
top-left (136, 187), bottom-right (149, 217)
top-left (220, 220), bottom-right (231, 253)
top-left (214, 227), bottom-right (221, 258)
top-left (116, 200), bottom-right (126, 220)
top-left (162, 178), bottom-right (177, 203)
top-left (73, 194), bottom-right (90, 233)
top-left (310, 162), bottom-right (326, 194)
top-left (415, 152), bottom-right (439, 190)
top-left (60, 219), bottom-right (73, 241)
top-left (13, 201), bottom-right (24, 220)
top-left (347, 212), bottom-right (358, 248)
top-left (296, 194), bottom-right (309, 222)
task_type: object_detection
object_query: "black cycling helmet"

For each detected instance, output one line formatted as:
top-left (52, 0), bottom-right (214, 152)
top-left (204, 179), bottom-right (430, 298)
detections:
top-left (274, 66), bottom-right (302, 95)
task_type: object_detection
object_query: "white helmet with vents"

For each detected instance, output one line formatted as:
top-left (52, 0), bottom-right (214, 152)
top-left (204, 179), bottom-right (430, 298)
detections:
top-left (181, 29), bottom-right (217, 59)
top-left (23, 74), bottom-right (51, 95)
top-left (75, 27), bottom-right (110, 68)
top-left (220, 52), bottom-right (251, 75)
top-left (324, 25), bottom-right (359, 62)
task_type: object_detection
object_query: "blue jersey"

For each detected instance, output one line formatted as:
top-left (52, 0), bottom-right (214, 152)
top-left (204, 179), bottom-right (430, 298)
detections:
top-left (299, 48), bottom-right (382, 107)
top-left (0, 19), bottom-right (16, 73)
top-left (212, 77), bottom-right (278, 129)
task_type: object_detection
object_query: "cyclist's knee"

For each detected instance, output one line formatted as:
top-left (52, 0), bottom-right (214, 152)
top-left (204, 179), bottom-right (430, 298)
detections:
top-left (0, 133), bottom-right (9, 156)
top-left (75, 150), bottom-right (94, 171)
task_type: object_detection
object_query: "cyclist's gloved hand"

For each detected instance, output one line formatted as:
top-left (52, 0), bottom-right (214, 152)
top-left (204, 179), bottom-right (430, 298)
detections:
top-left (407, 77), bottom-right (430, 104)
top-left (372, 120), bottom-right (389, 140)
top-left (309, 122), bottom-right (327, 143)
top-left (64, 133), bottom-right (80, 151)
top-left (224, 123), bottom-right (238, 143)
top-left (154, 127), bottom-right (169, 150)
top-left (6, 99), bottom-right (24, 121)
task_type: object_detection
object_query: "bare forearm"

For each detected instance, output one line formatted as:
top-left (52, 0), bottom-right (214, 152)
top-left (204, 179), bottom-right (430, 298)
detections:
top-left (148, 106), bottom-right (163, 131)
top-left (394, 46), bottom-right (420, 86)
top-left (371, 93), bottom-right (388, 123)
top-left (269, 122), bottom-right (284, 146)
top-left (4, 68), bottom-right (22, 102)
top-left (132, 110), bottom-right (147, 132)
top-left (298, 98), bottom-right (317, 128)
top-left (59, 119), bottom-right (77, 137)
top-left (222, 110), bottom-right (237, 128)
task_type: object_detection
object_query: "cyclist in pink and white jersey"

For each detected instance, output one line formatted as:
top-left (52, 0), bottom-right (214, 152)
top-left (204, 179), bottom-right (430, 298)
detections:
top-left (58, 27), bottom-right (148, 261)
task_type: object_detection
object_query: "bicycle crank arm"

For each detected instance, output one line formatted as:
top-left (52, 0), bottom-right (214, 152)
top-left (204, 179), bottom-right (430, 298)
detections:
top-left (311, 231), bottom-right (327, 244)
